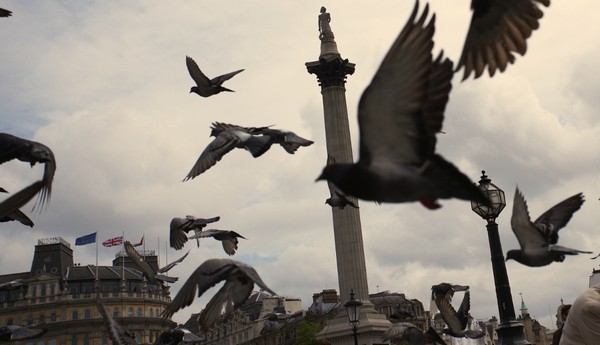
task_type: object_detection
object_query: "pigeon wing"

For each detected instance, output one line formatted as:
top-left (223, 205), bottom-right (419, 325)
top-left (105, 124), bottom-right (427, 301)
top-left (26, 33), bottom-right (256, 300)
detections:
top-left (183, 131), bottom-right (239, 180)
top-left (221, 238), bottom-right (239, 256)
top-left (198, 272), bottom-right (254, 331)
top-left (96, 296), bottom-right (137, 345)
top-left (510, 187), bottom-right (548, 249)
top-left (169, 218), bottom-right (190, 250)
top-left (124, 241), bottom-right (156, 280)
top-left (456, 290), bottom-right (471, 330)
top-left (434, 288), bottom-right (464, 335)
top-left (210, 69), bottom-right (244, 86)
top-left (457, 0), bottom-right (550, 80)
top-left (0, 133), bottom-right (32, 164)
top-left (357, 2), bottom-right (436, 168)
top-left (423, 52), bottom-right (453, 139)
top-left (186, 56), bottom-right (211, 88)
top-left (157, 250), bottom-right (190, 273)
top-left (0, 180), bottom-right (43, 220)
top-left (533, 193), bottom-right (584, 244)
top-left (0, 8), bottom-right (12, 17)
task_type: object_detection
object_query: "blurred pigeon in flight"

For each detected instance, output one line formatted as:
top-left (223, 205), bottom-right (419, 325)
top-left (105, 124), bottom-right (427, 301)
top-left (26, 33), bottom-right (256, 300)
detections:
top-left (507, 187), bottom-right (590, 267)
top-left (162, 258), bottom-right (276, 331)
top-left (155, 326), bottom-right (204, 345)
top-left (96, 295), bottom-right (137, 345)
top-left (324, 155), bottom-right (358, 210)
top-left (183, 124), bottom-right (272, 180)
top-left (456, 0), bottom-right (551, 80)
top-left (0, 180), bottom-right (43, 221)
top-left (170, 215), bottom-right (220, 250)
top-left (186, 56), bottom-right (244, 97)
top-left (0, 133), bottom-right (56, 210)
top-left (124, 241), bottom-right (189, 283)
top-left (0, 188), bottom-right (34, 227)
top-left (188, 229), bottom-right (246, 256)
top-left (382, 320), bottom-right (447, 345)
top-left (0, 8), bottom-right (11, 17)
top-left (316, 2), bottom-right (490, 209)
top-left (431, 283), bottom-right (484, 339)
top-left (0, 325), bottom-right (46, 342)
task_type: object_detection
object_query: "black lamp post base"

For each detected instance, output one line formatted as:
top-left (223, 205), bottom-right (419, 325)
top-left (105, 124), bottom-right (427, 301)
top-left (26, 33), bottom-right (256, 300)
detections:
top-left (496, 320), bottom-right (531, 345)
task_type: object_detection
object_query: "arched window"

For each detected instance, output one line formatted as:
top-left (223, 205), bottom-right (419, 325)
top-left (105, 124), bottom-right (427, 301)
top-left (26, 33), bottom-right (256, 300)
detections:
top-left (71, 335), bottom-right (77, 345)
top-left (137, 307), bottom-right (142, 317)
top-left (50, 313), bottom-right (57, 322)
top-left (83, 335), bottom-right (89, 345)
top-left (112, 307), bottom-right (119, 318)
top-left (128, 307), bottom-right (134, 317)
top-left (149, 308), bottom-right (154, 317)
top-left (83, 309), bottom-right (91, 319)
top-left (72, 310), bottom-right (79, 320)
top-left (30, 286), bottom-right (37, 298)
top-left (39, 314), bottom-right (45, 323)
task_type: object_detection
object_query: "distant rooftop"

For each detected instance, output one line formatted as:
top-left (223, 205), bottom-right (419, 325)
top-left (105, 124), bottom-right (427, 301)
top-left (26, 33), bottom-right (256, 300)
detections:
top-left (38, 237), bottom-right (71, 248)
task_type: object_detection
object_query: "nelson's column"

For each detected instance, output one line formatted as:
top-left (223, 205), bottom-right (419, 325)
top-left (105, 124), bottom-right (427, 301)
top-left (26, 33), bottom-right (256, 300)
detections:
top-left (306, 7), bottom-right (390, 345)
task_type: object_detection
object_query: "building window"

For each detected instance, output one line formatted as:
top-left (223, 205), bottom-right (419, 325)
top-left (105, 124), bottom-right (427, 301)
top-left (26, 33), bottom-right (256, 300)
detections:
top-left (72, 310), bottom-right (79, 320)
top-left (71, 335), bottom-right (77, 345)
top-left (112, 307), bottom-right (119, 318)
top-left (36, 340), bottom-right (45, 345)
top-left (128, 307), bottom-right (134, 317)
top-left (101, 335), bottom-right (108, 345)
top-left (149, 309), bottom-right (154, 317)
top-left (83, 309), bottom-right (91, 319)
top-left (6, 318), bottom-right (12, 326)
top-left (83, 335), bottom-right (89, 345)
top-left (31, 286), bottom-right (37, 298)
top-left (50, 313), bottom-right (57, 322)
top-left (48, 339), bottom-right (57, 345)
top-left (39, 314), bottom-right (45, 323)
top-left (27, 315), bottom-right (34, 325)
top-left (50, 284), bottom-right (55, 296)
top-left (41, 285), bottom-right (46, 297)
top-left (137, 307), bottom-right (142, 317)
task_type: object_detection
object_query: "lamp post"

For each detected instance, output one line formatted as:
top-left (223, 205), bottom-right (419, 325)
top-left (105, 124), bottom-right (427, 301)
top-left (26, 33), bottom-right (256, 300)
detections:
top-left (471, 171), bottom-right (530, 345)
top-left (344, 289), bottom-right (362, 345)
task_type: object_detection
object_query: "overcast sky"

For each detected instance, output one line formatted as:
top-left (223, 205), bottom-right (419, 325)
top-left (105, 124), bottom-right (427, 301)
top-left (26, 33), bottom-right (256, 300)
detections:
top-left (1, 0), bottom-right (599, 329)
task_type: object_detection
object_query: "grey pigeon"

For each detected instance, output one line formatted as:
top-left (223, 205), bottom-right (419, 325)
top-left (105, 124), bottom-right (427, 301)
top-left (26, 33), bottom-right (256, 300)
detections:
top-left (0, 188), bottom-right (34, 227)
top-left (0, 133), bottom-right (56, 210)
top-left (0, 180), bottom-right (44, 221)
top-left (316, 2), bottom-right (490, 209)
top-left (124, 241), bottom-right (189, 283)
top-left (456, 0), bottom-right (550, 80)
top-left (183, 125), bottom-right (272, 180)
top-left (186, 56), bottom-right (244, 97)
top-left (169, 215), bottom-right (220, 250)
top-left (96, 295), bottom-right (138, 345)
top-left (431, 283), bottom-right (484, 339)
top-left (210, 122), bottom-right (314, 154)
top-left (162, 258), bottom-right (276, 331)
top-left (187, 229), bottom-right (246, 256)
top-left (0, 325), bottom-right (46, 341)
top-left (0, 8), bottom-right (11, 17)
top-left (154, 326), bottom-right (204, 345)
top-left (382, 321), bottom-right (447, 345)
top-left (507, 187), bottom-right (590, 267)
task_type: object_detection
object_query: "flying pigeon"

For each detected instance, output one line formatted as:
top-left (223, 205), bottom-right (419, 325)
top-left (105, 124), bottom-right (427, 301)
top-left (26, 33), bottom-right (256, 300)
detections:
top-left (186, 56), bottom-right (244, 97)
top-left (95, 295), bottom-right (138, 345)
top-left (431, 283), bottom-right (484, 339)
top-left (187, 229), bottom-right (246, 255)
top-left (162, 258), bottom-right (276, 331)
top-left (155, 326), bottom-right (204, 345)
top-left (507, 187), bottom-right (591, 267)
top-left (124, 241), bottom-right (189, 283)
top-left (169, 215), bottom-right (220, 250)
top-left (0, 133), bottom-right (56, 210)
top-left (0, 325), bottom-right (46, 341)
top-left (210, 122), bottom-right (314, 154)
top-left (316, 2), bottom-right (490, 209)
top-left (382, 321), bottom-right (447, 345)
top-left (183, 125), bottom-right (272, 180)
top-left (0, 180), bottom-right (44, 221)
top-left (324, 155), bottom-right (359, 210)
top-left (0, 188), bottom-right (34, 227)
top-left (0, 8), bottom-right (11, 17)
top-left (456, 0), bottom-right (551, 80)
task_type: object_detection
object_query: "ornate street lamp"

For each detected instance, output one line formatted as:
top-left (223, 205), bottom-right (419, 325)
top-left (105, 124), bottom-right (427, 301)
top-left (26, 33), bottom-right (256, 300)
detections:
top-left (344, 289), bottom-right (362, 345)
top-left (471, 171), bottom-right (530, 345)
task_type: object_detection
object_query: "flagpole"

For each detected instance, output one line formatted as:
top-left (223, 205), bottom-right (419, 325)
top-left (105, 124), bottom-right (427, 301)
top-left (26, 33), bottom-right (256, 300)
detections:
top-left (95, 231), bottom-right (99, 284)
top-left (121, 230), bottom-right (125, 283)
top-left (157, 236), bottom-right (160, 267)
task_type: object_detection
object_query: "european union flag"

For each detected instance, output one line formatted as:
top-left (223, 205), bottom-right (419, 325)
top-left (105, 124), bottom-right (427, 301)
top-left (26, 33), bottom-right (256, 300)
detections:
top-left (75, 232), bottom-right (97, 246)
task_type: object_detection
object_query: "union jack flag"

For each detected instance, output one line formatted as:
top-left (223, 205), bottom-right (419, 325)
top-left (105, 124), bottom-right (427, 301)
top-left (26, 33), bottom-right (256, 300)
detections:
top-left (102, 236), bottom-right (123, 247)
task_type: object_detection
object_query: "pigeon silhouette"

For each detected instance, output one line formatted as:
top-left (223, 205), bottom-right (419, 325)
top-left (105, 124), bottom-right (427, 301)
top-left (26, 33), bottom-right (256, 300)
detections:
top-left (382, 321), bottom-right (447, 345)
top-left (324, 155), bottom-right (359, 210)
top-left (0, 180), bottom-right (44, 221)
top-left (187, 229), bottom-right (246, 256)
top-left (162, 258), bottom-right (276, 331)
top-left (0, 133), bottom-right (56, 210)
top-left (431, 283), bottom-right (484, 339)
top-left (316, 2), bottom-right (490, 209)
top-left (169, 215), bottom-right (220, 250)
top-left (155, 326), bottom-right (204, 345)
top-left (0, 325), bottom-right (46, 341)
top-left (0, 8), bottom-right (11, 17)
top-left (186, 56), bottom-right (244, 97)
top-left (456, 0), bottom-right (551, 80)
top-left (95, 295), bottom-right (138, 345)
top-left (0, 188), bottom-right (34, 227)
top-left (183, 124), bottom-right (272, 180)
top-left (507, 187), bottom-right (591, 267)
top-left (124, 241), bottom-right (189, 283)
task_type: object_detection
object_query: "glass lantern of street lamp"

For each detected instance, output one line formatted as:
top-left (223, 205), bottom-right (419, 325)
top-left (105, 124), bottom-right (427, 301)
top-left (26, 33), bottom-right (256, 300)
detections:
top-left (344, 289), bottom-right (362, 329)
top-left (471, 170), bottom-right (506, 221)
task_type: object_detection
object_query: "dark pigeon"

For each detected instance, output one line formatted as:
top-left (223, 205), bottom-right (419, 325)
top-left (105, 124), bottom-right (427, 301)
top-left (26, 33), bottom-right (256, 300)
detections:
top-left (316, 2), bottom-right (490, 209)
top-left (162, 258), bottom-right (276, 331)
top-left (183, 125), bottom-right (272, 180)
top-left (0, 133), bottom-right (56, 210)
top-left (188, 229), bottom-right (246, 256)
top-left (324, 155), bottom-right (359, 210)
top-left (0, 180), bottom-right (44, 221)
top-left (0, 8), bottom-right (11, 17)
top-left (124, 241), bottom-right (189, 283)
top-left (456, 0), bottom-right (551, 80)
top-left (169, 215), bottom-right (220, 250)
top-left (186, 56), bottom-right (244, 97)
top-left (382, 321), bottom-right (447, 345)
top-left (508, 187), bottom-right (590, 266)
top-left (0, 188), bottom-right (34, 227)
top-left (154, 326), bottom-right (204, 345)
top-left (431, 283), bottom-right (484, 339)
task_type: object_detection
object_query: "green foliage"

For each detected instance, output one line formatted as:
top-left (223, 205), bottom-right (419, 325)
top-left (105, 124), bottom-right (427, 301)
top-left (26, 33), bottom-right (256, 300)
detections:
top-left (294, 320), bottom-right (324, 345)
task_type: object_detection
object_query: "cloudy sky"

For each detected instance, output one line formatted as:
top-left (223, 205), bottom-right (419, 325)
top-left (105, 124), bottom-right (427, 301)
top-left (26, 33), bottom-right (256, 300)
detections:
top-left (1, 0), bottom-right (599, 329)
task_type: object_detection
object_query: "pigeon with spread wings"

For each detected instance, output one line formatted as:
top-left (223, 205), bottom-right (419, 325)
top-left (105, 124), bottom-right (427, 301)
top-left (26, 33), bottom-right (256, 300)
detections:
top-left (431, 283), bottom-right (484, 339)
top-left (324, 155), bottom-right (358, 210)
top-left (124, 241), bottom-right (189, 283)
top-left (508, 187), bottom-right (590, 267)
top-left (188, 229), bottom-right (246, 256)
top-left (456, 0), bottom-right (551, 80)
top-left (162, 258), bottom-right (276, 331)
top-left (186, 56), bottom-right (244, 97)
top-left (170, 215), bottom-right (220, 250)
top-left (317, 2), bottom-right (489, 209)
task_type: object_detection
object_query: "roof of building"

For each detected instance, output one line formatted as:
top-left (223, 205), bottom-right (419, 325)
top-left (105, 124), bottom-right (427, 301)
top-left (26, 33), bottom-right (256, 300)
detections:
top-left (65, 265), bottom-right (144, 281)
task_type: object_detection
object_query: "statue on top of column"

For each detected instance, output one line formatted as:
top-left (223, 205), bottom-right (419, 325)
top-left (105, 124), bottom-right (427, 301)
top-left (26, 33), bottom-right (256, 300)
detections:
top-left (318, 6), bottom-right (335, 42)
